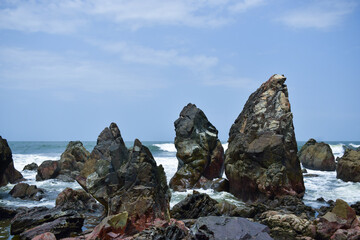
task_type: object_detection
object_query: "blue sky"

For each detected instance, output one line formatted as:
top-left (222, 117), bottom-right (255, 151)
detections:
top-left (0, 0), bottom-right (359, 141)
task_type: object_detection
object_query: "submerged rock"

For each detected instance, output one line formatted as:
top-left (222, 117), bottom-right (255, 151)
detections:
top-left (298, 138), bottom-right (336, 171)
top-left (169, 103), bottom-right (224, 191)
top-left (189, 216), bottom-right (272, 240)
top-left (225, 74), bottom-right (305, 202)
top-left (0, 136), bottom-right (23, 186)
top-left (23, 162), bottom-right (38, 171)
top-left (77, 123), bottom-right (171, 235)
top-left (36, 160), bottom-right (60, 181)
top-left (336, 149), bottom-right (360, 182)
top-left (9, 183), bottom-right (44, 201)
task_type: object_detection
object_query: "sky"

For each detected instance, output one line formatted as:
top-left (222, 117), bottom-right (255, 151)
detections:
top-left (0, 0), bottom-right (359, 142)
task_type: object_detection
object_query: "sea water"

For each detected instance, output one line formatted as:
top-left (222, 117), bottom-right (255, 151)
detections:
top-left (1, 141), bottom-right (360, 211)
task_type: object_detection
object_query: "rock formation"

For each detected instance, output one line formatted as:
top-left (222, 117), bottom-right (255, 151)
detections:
top-left (0, 136), bottom-right (23, 186)
top-left (9, 183), bottom-right (44, 201)
top-left (169, 103), bottom-right (225, 191)
top-left (336, 149), bottom-right (360, 182)
top-left (77, 123), bottom-right (171, 235)
top-left (36, 160), bottom-right (60, 181)
top-left (225, 74), bottom-right (305, 202)
top-left (23, 162), bottom-right (38, 171)
top-left (298, 138), bottom-right (336, 171)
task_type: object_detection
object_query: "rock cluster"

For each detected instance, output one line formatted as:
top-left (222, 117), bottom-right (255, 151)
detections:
top-left (169, 103), bottom-right (225, 191)
top-left (9, 183), bottom-right (44, 201)
top-left (336, 149), bottom-right (360, 182)
top-left (225, 74), bottom-right (305, 202)
top-left (0, 136), bottom-right (23, 186)
top-left (298, 138), bottom-right (336, 171)
top-left (77, 123), bottom-right (171, 236)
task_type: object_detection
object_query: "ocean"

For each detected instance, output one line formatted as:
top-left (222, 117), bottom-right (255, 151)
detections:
top-left (0, 140), bottom-right (360, 238)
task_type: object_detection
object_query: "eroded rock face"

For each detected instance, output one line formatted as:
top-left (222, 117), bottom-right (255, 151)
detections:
top-left (77, 123), bottom-right (171, 235)
top-left (169, 103), bottom-right (225, 191)
top-left (336, 149), bottom-right (360, 182)
top-left (225, 74), bottom-right (305, 202)
top-left (0, 136), bottom-right (23, 186)
top-left (298, 138), bottom-right (336, 171)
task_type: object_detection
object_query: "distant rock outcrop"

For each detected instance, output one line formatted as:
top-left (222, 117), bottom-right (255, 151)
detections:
top-left (169, 103), bottom-right (225, 191)
top-left (23, 162), bottom-right (38, 171)
top-left (225, 74), bottom-right (305, 202)
top-left (77, 123), bottom-right (171, 235)
top-left (298, 138), bottom-right (336, 171)
top-left (0, 136), bottom-right (23, 186)
top-left (336, 149), bottom-right (360, 182)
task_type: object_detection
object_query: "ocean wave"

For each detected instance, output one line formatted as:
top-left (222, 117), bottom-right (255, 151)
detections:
top-left (329, 144), bottom-right (345, 158)
top-left (222, 143), bottom-right (228, 151)
top-left (13, 153), bottom-right (60, 172)
top-left (153, 143), bottom-right (177, 152)
top-left (350, 143), bottom-right (360, 148)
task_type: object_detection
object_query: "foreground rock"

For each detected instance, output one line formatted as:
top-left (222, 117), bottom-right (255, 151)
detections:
top-left (36, 160), bottom-right (60, 181)
top-left (77, 123), bottom-right (171, 235)
top-left (225, 74), bottom-right (305, 202)
top-left (336, 149), bottom-right (360, 182)
top-left (0, 136), bottom-right (23, 186)
top-left (169, 103), bottom-right (225, 191)
top-left (315, 199), bottom-right (360, 239)
top-left (189, 216), bottom-right (272, 240)
top-left (58, 141), bottom-right (90, 181)
top-left (9, 183), bottom-right (44, 201)
top-left (11, 207), bottom-right (84, 239)
top-left (23, 162), bottom-right (38, 171)
top-left (298, 138), bottom-right (336, 171)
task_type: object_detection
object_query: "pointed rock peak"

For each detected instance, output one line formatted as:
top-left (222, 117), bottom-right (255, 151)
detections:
top-left (180, 103), bottom-right (199, 117)
top-left (133, 139), bottom-right (142, 152)
top-left (307, 138), bottom-right (317, 145)
top-left (97, 123), bottom-right (124, 144)
top-left (110, 122), bottom-right (121, 139)
top-left (262, 74), bottom-right (286, 88)
top-left (66, 141), bottom-right (83, 149)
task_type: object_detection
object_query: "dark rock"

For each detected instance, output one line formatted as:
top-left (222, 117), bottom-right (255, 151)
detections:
top-left (55, 187), bottom-right (103, 213)
top-left (303, 174), bottom-right (319, 178)
top-left (58, 141), bottom-right (90, 180)
top-left (36, 160), bottom-right (60, 181)
top-left (351, 201), bottom-right (360, 216)
top-left (317, 197), bottom-right (326, 202)
top-left (193, 176), bottom-right (229, 192)
top-left (169, 103), bottom-right (224, 191)
top-left (336, 149), bottom-right (360, 182)
top-left (9, 183), bottom-right (45, 201)
top-left (78, 123), bottom-right (170, 235)
top-left (189, 216), bottom-right (272, 240)
top-left (23, 162), bottom-right (38, 171)
top-left (302, 168), bottom-right (307, 173)
top-left (171, 191), bottom-right (219, 219)
top-left (10, 207), bottom-right (84, 238)
top-left (315, 199), bottom-right (360, 239)
top-left (0, 136), bottom-right (24, 186)
top-left (0, 206), bottom-right (27, 220)
top-left (225, 74), bottom-right (305, 202)
top-left (298, 138), bottom-right (336, 171)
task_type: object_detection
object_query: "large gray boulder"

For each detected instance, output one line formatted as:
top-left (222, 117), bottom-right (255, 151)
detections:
top-left (225, 74), bottom-right (305, 202)
top-left (336, 149), bottom-right (360, 182)
top-left (0, 136), bottom-right (23, 186)
top-left (169, 103), bottom-right (225, 191)
top-left (298, 138), bottom-right (336, 171)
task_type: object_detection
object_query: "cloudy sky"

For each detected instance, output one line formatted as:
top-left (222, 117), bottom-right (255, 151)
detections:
top-left (0, 0), bottom-right (359, 141)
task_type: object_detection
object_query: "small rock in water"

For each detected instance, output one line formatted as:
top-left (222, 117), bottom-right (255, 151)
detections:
top-left (336, 149), bottom-right (360, 182)
top-left (9, 183), bottom-right (44, 201)
top-left (23, 162), bottom-right (39, 171)
top-left (36, 160), bottom-right (60, 181)
top-left (316, 197), bottom-right (326, 202)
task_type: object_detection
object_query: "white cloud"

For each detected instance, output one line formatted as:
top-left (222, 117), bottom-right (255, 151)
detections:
top-left (278, 0), bottom-right (357, 29)
top-left (91, 41), bottom-right (218, 69)
top-left (229, 0), bottom-right (265, 13)
top-left (0, 47), bottom-right (164, 94)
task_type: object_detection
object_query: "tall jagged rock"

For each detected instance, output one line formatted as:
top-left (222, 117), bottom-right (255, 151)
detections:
top-left (77, 123), bottom-right (171, 235)
top-left (298, 138), bottom-right (336, 171)
top-left (169, 103), bottom-right (225, 191)
top-left (0, 136), bottom-right (23, 186)
top-left (225, 74), bottom-right (305, 202)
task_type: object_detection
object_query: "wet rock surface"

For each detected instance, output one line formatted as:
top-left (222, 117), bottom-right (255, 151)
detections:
top-left (9, 183), bottom-right (45, 201)
top-left (298, 138), bottom-right (336, 171)
top-left (169, 103), bottom-right (224, 191)
top-left (23, 162), bottom-right (38, 171)
top-left (336, 149), bottom-right (360, 182)
top-left (0, 136), bottom-right (23, 186)
top-left (225, 74), bottom-right (305, 202)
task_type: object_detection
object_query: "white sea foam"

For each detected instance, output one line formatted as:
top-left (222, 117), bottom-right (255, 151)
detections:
top-left (350, 143), bottom-right (360, 148)
top-left (329, 144), bottom-right (345, 159)
top-left (154, 156), bottom-right (178, 183)
top-left (222, 142), bottom-right (228, 151)
top-left (153, 143), bottom-right (177, 152)
top-left (13, 153), bottom-right (59, 172)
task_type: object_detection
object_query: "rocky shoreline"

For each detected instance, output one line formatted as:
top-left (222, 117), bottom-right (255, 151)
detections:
top-left (1, 74), bottom-right (359, 240)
